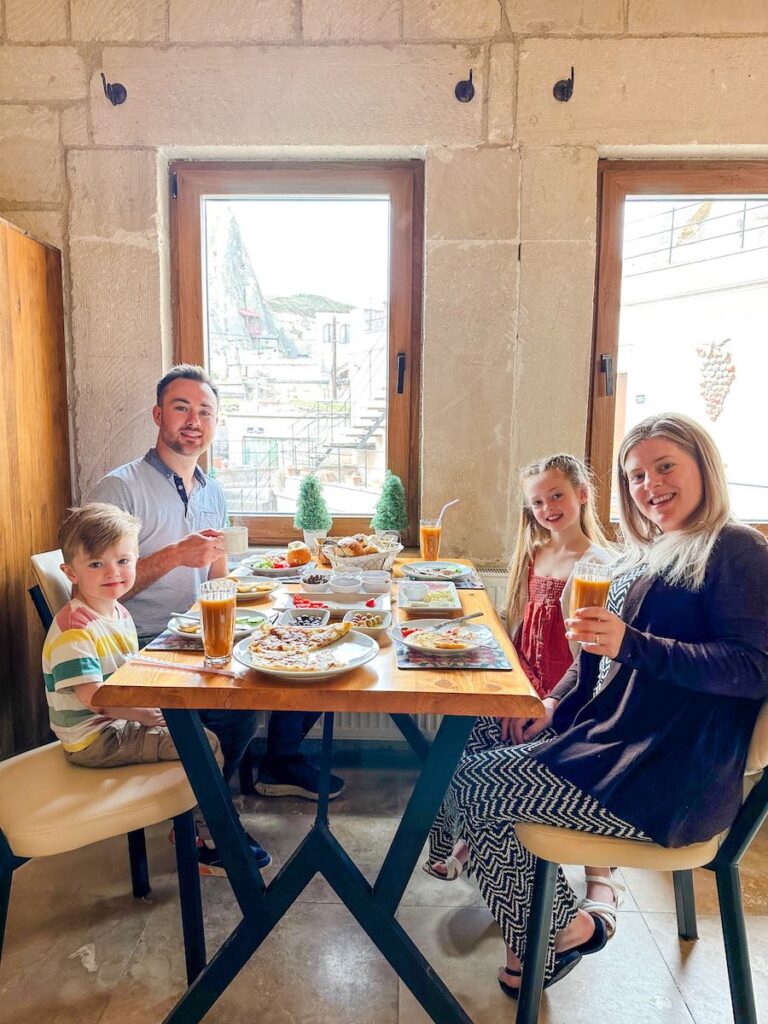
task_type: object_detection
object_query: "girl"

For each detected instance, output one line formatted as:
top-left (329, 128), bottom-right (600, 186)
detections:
top-left (425, 455), bottom-right (623, 937)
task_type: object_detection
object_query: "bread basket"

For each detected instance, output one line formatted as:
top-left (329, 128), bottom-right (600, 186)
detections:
top-left (322, 538), bottom-right (403, 572)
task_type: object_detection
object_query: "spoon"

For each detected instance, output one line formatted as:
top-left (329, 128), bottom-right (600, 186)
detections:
top-left (437, 498), bottom-right (459, 526)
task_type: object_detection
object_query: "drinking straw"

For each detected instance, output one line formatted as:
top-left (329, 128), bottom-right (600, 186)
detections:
top-left (437, 499), bottom-right (459, 526)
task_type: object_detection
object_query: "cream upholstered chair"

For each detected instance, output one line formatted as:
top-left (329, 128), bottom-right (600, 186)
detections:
top-left (514, 702), bottom-right (768, 1024)
top-left (0, 742), bottom-right (205, 982)
top-left (30, 548), bottom-right (72, 628)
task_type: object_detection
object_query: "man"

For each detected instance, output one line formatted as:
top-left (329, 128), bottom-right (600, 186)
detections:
top-left (90, 367), bottom-right (342, 830)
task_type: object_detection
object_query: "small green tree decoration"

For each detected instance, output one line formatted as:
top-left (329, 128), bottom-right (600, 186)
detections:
top-left (294, 473), bottom-right (333, 532)
top-left (371, 471), bottom-right (408, 534)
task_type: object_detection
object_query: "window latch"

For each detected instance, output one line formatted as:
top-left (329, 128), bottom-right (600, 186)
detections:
top-left (600, 353), bottom-right (615, 397)
top-left (396, 353), bottom-right (406, 395)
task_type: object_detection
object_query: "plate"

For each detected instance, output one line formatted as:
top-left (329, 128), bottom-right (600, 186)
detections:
top-left (274, 592), bottom-right (390, 618)
top-left (401, 561), bottom-right (473, 582)
top-left (228, 576), bottom-right (282, 602)
top-left (397, 581), bottom-right (462, 612)
top-left (242, 551), bottom-right (314, 577)
top-left (232, 630), bottom-right (379, 681)
top-left (167, 612), bottom-right (268, 640)
top-left (389, 619), bottom-right (492, 656)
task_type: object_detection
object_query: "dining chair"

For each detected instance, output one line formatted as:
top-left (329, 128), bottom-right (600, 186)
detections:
top-left (30, 548), bottom-right (71, 630)
top-left (0, 741), bottom-right (205, 983)
top-left (515, 701), bottom-right (768, 1024)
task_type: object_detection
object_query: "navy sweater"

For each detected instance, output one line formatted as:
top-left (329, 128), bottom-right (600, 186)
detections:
top-left (532, 522), bottom-right (768, 847)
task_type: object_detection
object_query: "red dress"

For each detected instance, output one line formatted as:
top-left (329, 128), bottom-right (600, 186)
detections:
top-left (515, 562), bottom-right (574, 699)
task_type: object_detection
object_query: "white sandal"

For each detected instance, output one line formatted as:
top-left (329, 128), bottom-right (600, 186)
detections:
top-left (422, 854), bottom-right (467, 881)
top-left (578, 874), bottom-right (625, 939)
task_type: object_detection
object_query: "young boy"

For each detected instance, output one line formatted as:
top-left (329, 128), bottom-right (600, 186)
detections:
top-left (42, 502), bottom-right (269, 874)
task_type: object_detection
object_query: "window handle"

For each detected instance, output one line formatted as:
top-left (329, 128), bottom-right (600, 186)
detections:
top-left (600, 353), bottom-right (614, 397)
top-left (396, 352), bottom-right (406, 395)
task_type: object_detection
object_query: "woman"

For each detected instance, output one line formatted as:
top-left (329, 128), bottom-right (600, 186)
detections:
top-left (430, 413), bottom-right (768, 995)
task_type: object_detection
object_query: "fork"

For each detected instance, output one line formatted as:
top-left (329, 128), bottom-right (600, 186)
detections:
top-left (425, 611), bottom-right (484, 633)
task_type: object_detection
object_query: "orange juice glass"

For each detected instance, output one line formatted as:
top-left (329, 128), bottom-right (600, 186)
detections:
top-left (199, 579), bottom-right (237, 667)
top-left (569, 561), bottom-right (612, 620)
top-left (419, 518), bottom-right (442, 561)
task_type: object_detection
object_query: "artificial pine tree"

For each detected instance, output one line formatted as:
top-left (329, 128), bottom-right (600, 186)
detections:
top-left (371, 471), bottom-right (408, 534)
top-left (293, 473), bottom-right (333, 533)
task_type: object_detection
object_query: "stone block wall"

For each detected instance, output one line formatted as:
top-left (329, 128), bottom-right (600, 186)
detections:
top-left (1, 0), bottom-right (766, 560)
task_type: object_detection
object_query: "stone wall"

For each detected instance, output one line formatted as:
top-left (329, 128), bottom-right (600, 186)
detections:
top-left (1, 0), bottom-right (767, 561)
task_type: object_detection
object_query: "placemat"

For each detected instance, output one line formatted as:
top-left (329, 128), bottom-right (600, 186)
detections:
top-left (145, 629), bottom-right (203, 652)
top-left (393, 637), bottom-right (512, 671)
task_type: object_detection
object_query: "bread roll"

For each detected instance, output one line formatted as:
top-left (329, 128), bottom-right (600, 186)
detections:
top-left (286, 541), bottom-right (312, 567)
top-left (338, 536), bottom-right (365, 556)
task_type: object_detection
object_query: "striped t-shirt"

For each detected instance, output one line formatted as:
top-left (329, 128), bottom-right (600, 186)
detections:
top-left (42, 598), bottom-right (138, 751)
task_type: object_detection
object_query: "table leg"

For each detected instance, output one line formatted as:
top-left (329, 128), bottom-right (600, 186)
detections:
top-left (162, 710), bottom-right (477, 1024)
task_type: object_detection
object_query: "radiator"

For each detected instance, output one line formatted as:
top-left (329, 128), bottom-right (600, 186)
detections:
top-left (254, 567), bottom-right (509, 741)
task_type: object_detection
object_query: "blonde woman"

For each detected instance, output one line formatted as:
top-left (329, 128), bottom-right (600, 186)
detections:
top-left (432, 413), bottom-right (768, 997)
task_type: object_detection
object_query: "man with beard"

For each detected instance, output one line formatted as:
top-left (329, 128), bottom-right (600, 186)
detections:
top-left (91, 365), bottom-right (344, 869)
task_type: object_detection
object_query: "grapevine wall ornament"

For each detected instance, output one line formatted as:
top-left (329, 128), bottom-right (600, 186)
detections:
top-left (696, 339), bottom-right (736, 422)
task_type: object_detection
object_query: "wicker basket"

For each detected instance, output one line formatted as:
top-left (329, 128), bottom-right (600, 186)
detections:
top-left (322, 541), bottom-right (403, 573)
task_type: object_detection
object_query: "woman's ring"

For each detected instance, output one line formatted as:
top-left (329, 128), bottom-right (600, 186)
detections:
top-left (594, 633), bottom-right (600, 644)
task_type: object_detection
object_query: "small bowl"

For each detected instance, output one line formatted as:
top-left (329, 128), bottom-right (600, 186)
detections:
top-left (399, 581), bottom-right (428, 602)
top-left (300, 569), bottom-right (332, 593)
top-left (329, 574), bottom-right (363, 594)
top-left (279, 607), bottom-right (331, 627)
top-left (343, 609), bottom-right (392, 644)
top-left (361, 574), bottom-right (391, 594)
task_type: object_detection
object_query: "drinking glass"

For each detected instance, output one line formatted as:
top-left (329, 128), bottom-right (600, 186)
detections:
top-left (419, 519), bottom-right (442, 561)
top-left (199, 579), bottom-right (237, 667)
top-left (569, 561), bottom-right (612, 619)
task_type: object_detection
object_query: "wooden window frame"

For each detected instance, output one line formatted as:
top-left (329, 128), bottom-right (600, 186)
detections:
top-left (170, 160), bottom-right (423, 546)
top-left (588, 160), bottom-right (768, 536)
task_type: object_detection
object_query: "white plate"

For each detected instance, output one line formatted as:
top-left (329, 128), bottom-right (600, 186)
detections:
top-left (397, 581), bottom-right (462, 612)
top-left (167, 612), bottom-right (268, 640)
top-left (401, 561), bottom-right (473, 582)
top-left (242, 551), bottom-right (314, 577)
top-left (228, 576), bottom-right (282, 602)
top-left (389, 619), bottom-right (493, 655)
top-left (274, 592), bottom-right (390, 618)
top-left (232, 629), bottom-right (379, 681)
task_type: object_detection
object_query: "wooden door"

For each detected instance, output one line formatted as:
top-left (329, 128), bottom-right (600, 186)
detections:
top-left (0, 218), bottom-right (71, 759)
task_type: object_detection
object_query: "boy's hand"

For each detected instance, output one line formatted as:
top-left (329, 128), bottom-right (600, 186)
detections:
top-left (131, 708), bottom-right (167, 728)
top-left (174, 530), bottom-right (225, 569)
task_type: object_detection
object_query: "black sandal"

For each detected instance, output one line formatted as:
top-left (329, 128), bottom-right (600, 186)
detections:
top-left (497, 948), bottom-right (583, 1000)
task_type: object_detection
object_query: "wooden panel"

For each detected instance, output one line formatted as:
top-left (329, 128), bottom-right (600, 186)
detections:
top-left (170, 160), bottom-right (423, 546)
top-left (95, 572), bottom-right (542, 719)
top-left (0, 218), bottom-right (71, 759)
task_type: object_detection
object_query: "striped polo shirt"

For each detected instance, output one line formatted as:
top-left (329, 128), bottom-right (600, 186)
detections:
top-left (42, 598), bottom-right (138, 751)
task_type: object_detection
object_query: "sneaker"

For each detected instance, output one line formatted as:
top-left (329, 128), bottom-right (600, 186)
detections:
top-left (196, 832), bottom-right (272, 877)
top-left (255, 755), bottom-right (345, 801)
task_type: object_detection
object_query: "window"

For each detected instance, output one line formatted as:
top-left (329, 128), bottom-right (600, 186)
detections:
top-left (589, 162), bottom-right (768, 534)
top-left (170, 161), bottom-right (423, 544)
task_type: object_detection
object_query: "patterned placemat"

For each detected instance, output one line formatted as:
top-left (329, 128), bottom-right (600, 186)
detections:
top-left (145, 629), bottom-right (203, 652)
top-left (393, 636), bottom-right (512, 671)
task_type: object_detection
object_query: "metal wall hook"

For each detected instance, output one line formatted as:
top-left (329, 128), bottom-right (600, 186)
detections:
top-left (455, 69), bottom-right (475, 103)
top-left (101, 72), bottom-right (127, 106)
top-left (553, 66), bottom-right (574, 102)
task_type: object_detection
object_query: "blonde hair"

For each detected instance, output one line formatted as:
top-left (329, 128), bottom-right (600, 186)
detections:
top-left (615, 412), bottom-right (732, 590)
top-left (505, 454), bottom-right (611, 630)
top-left (59, 503), bottom-right (141, 564)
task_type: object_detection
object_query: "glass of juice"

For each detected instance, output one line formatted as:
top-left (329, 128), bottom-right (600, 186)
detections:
top-left (199, 579), bottom-right (237, 668)
top-left (419, 518), bottom-right (442, 561)
top-left (569, 561), bottom-right (612, 620)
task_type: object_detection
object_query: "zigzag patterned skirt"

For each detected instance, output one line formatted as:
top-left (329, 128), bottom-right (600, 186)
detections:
top-left (429, 717), bottom-right (650, 979)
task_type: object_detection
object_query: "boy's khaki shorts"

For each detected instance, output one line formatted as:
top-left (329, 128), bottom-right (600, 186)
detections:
top-left (67, 721), bottom-right (224, 773)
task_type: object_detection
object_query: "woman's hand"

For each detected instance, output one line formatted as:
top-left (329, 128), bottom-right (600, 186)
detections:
top-left (500, 697), bottom-right (558, 745)
top-left (566, 607), bottom-right (626, 659)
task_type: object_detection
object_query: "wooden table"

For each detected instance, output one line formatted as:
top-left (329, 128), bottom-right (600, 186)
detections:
top-left (96, 560), bottom-right (541, 1024)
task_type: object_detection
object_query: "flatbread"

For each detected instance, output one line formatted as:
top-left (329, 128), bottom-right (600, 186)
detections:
top-left (248, 621), bottom-right (351, 657)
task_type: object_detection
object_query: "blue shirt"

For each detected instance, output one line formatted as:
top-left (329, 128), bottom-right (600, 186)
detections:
top-left (89, 449), bottom-right (227, 638)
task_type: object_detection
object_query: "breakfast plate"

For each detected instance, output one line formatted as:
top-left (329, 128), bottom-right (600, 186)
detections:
top-left (227, 575), bottom-right (282, 602)
top-left (232, 629), bottom-right (379, 681)
top-left (397, 581), bottom-right (462, 613)
top-left (167, 612), bottom-right (268, 640)
top-left (242, 550), bottom-right (315, 578)
top-left (389, 618), bottom-right (492, 656)
top-left (401, 561), bottom-right (473, 582)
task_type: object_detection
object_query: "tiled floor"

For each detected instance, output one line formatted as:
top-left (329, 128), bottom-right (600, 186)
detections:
top-left (2, 763), bottom-right (767, 1023)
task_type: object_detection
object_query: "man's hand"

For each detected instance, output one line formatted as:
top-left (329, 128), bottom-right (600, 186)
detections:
top-left (174, 529), bottom-right (225, 569)
top-left (566, 607), bottom-right (626, 660)
top-left (500, 697), bottom-right (558, 745)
